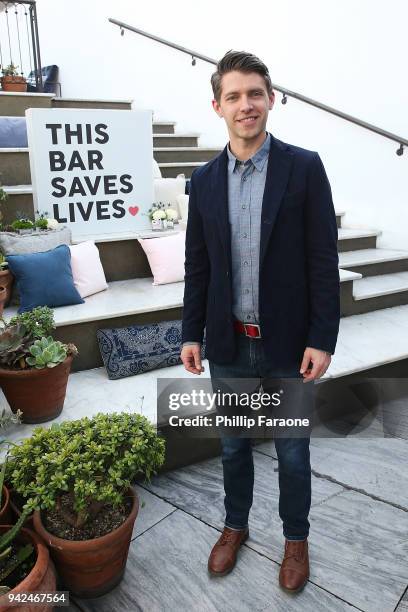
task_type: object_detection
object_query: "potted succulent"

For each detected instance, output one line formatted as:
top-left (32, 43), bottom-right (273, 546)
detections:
top-left (7, 412), bottom-right (165, 598)
top-left (0, 64), bottom-right (27, 93)
top-left (0, 307), bottom-right (78, 423)
top-left (10, 218), bottom-right (35, 235)
top-left (0, 448), bottom-right (56, 608)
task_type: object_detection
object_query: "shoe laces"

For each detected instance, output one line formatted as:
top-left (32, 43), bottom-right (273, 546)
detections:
top-left (284, 539), bottom-right (306, 563)
top-left (219, 529), bottom-right (244, 546)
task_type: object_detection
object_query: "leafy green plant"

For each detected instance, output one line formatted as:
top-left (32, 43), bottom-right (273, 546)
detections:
top-left (0, 188), bottom-right (7, 204)
top-left (26, 337), bottom-right (67, 369)
top-left (10, 306), bottom-right (55, 339)
top-left (0, 254), bottom-right (7, 270)
top-left (10, 219), bottom-right (34, 231)
top-left (1, 64), bottom-right (21, 77)
top-left (8, 413), bottom-right (166, 528)
top-left (34, 218), bottom-right (48, 230)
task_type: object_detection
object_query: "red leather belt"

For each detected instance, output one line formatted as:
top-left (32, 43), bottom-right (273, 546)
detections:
top-left (233, 320), bottom-right (262, 338)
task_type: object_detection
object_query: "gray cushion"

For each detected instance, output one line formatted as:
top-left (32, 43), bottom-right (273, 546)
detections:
top-left (0, 117), bottom-right (28, 148)
top-left (0, 227), bottom-right (72, 256)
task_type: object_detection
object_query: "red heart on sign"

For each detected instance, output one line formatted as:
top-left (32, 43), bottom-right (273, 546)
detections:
top-left (128, 206), bottom-right (139, 216)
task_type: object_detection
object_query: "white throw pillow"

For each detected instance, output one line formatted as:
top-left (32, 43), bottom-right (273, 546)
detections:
top-left (138, 231), bottom-right (185, 285)
top-left (152, 158), bottom-right (162, 178)
top-left (153, 174), bottom-right (186, 219)
top-left (176, 194), bottom-right (189, 221)
top-left (69, 240), bottom-right (108, 298)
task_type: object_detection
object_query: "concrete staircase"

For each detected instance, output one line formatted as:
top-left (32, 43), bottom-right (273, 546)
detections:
top-left (1, 91), bottom-right (408, 470)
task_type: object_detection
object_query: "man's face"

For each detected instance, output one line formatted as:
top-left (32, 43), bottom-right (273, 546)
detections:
top-left (212, 70), bottom-right (275, 142)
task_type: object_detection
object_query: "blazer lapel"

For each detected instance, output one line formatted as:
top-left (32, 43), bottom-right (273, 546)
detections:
top-left (212, 146), bottom-right (232, 271)
top-left (259, 134), bottom-right (294, 268)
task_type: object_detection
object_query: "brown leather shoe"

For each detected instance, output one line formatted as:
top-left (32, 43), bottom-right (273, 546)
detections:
top-left (208, 527), bottom-right (249, 576)
top-left (279, 538), bottom-right (309, 593)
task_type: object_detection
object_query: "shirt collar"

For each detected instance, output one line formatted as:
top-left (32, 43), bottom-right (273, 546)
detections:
top-left (227, 131), bottom-right (271, 172)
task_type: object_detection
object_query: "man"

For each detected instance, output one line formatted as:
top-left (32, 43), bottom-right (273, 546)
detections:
top-left (180, 50), bottom-right (340, 593)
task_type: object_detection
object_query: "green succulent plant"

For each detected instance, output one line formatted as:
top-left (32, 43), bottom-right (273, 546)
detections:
top-left (26, 336), bottom-right (67, 369)
top-left (0, 323), bottom-right (31, 369)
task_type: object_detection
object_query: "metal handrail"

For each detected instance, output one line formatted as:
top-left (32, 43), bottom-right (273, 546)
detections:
top-left (109, 18), bottom-right (406, 156)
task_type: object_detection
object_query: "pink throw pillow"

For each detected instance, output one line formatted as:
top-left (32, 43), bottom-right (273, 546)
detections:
top-left (138, 231), bottom-right (185, 285)
top-left (69, 240), bottom-right (108, 298)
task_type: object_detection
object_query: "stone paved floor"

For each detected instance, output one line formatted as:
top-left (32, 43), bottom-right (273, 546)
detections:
top-left (68, 434), bottom-right (408, 612)
top-left (2, 380), bottom-right (408, 611)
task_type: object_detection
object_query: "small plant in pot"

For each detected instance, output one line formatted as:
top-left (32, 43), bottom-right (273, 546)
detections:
top-left (0, 410), bottom-right (23, 525)
top-left (0, 254), bottom-right (14, 313)
top-left (0, 443), bottom-right (57, 607)
top-left (7, 412), bottom-right (166, 598)
top-left (0, 306), bottom-right (78, 423)
top-left (0, 64), bottom-right (27, 93)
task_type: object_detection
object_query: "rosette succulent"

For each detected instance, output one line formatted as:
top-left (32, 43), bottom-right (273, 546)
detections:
top-left (26, 336), bottom-right (68, 369)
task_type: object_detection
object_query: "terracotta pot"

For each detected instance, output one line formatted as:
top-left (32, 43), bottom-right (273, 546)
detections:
top-left (0, 355), bottom-right (73, 423)
top-left (0, 526), bottom-right (57, 611)
top-left (0, 75), bottom-right (27, 92)
top-left (0, 269), bottom-right (14, 308)
top-left (33, 487), bottom-right (139, 598)
top-left (0, 485), bottom-right (13, 525)
top-left (0, 286), bottom-right (6, 317)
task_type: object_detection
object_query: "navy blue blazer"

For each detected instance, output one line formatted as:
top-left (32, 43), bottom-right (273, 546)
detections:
top-left (182, 132), bottom-right (340, 369)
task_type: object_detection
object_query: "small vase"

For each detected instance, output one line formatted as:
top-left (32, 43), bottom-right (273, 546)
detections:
top-left (151, 219), bottom-right (164, 231)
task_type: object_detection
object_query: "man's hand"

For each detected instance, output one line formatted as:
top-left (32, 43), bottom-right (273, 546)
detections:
top-left (300, 347), bottom-right (331, 383)
top-left (181, 344), bottom-right (205, 375)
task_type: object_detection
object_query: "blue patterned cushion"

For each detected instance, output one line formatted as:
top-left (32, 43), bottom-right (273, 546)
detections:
top-left (97, 320), bottom-right (205, 379)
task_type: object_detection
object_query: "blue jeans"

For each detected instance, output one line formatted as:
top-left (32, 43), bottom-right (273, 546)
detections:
top-left (209, 333), bottom-right (311, 541)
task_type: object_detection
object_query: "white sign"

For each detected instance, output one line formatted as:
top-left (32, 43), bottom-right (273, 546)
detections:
top-left (26, 108), bottom-right (153, 238)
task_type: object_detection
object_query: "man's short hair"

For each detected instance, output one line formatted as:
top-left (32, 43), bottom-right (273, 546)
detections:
top-left (211, 50), bottom-right (273, 103)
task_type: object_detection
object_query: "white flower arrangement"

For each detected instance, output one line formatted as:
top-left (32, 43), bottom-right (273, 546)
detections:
top-left (164, 208), bottom-right (178, 221)
top-left (46, 218), bottom-right (60, 230)
top-left (152, 209), bottom-right (167, 221)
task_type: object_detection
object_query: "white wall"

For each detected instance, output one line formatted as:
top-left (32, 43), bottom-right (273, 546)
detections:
top-left (31, 0), bottom-right (408, 248)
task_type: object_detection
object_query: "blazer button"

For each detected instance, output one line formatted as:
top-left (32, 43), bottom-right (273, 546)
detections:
top-left (263, 218), bottom-right (272, 224)
top-left (226, 271), bottom-right (230, 277)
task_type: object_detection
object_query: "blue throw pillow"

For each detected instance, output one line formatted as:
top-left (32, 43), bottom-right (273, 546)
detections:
top-left (97, 320), bottom-right (206, 380)
top-left (7, 244), bottom-right (84, 313)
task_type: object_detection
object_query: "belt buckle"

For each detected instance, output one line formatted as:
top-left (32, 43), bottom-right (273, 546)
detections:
top-left (244, 323), bottom-right (261, 338)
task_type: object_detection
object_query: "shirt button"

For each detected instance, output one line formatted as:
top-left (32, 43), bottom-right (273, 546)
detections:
top-left (242, 233), bottom-right (247, 238)
top-left (247, 315), bottom-right (251, 320)
top-left (242, 176), bottom-right (247, 182)
top-left (245, 289), bottom-right (250, 294)
top-left (243, 261), bottom-right (249, 266)
top-left (242, 205), bottom-right (246, 210)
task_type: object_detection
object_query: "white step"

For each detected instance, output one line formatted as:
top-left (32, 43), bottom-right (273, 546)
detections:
top-left (0, 92), bottom-right (54, 99)
top-left (153, 133), bottom-right (200, 138)
top-left (153, 147), bottom-right (220, 152)
top-left (338, 228), bottom-right (380, 240)
top-left (353, 271), bottom-right (408, 300)
top-left (3, 277), bottom-right (185, 327)
top-left (158, 161), bottom-right (207, 168)
top-left (2, 184), bottom-right (32, 195)
top-left (339, 248), bottom-right (408, 268)
top-left (53, 96), bottom-right (134, 104)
